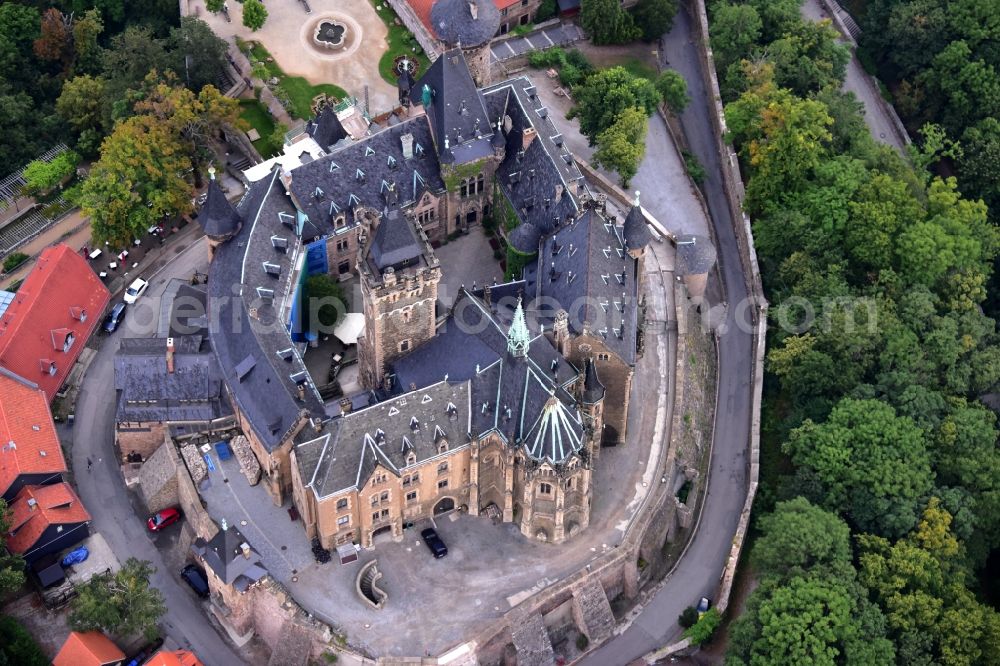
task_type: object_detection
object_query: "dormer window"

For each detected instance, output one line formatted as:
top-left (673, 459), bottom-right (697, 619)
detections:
top-left (256, 287), bottom-right (274, 303)
top-left (329, 161), bottom-right (340, 172)
top-left (69, 307), bottom-right (86, 322)
top-left (262, 262), bottom-right (281, 276)
top-left (438, 441), bottom-right (448, 454)
top-left (348, 193), bottom-right (361, 208)
top-left (365, 146), bottom-right (375, 156)
top-left (406, 452), bottom-right (416, 465)
top-left (39, 359), bottom-right (56, 376)
top-left (271, 235), bottom-right (288, 251)
top-left (276, 348), bottom-right (294, 361)
top-left (387, 155), bottom-right (397, 169)
top-left (414, 143), bottom-right (424, 155)
top-left (314, 186), bottom-right (324, 198)
top-left (356, 168), bottom-right (365, 182)
top-left (410, 416), bottom-right (420, 432)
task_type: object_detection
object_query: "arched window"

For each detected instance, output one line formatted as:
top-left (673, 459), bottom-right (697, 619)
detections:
top-left (476, 174), bottom-right (485, 194)
top-left (539, 482), bottom-right (552, 495)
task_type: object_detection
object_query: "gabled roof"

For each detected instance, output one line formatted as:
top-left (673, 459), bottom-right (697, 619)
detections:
top-left (114, 336), bottom-right (231, 424)
top-left (0, 244), bottom-right (110, 400)
top-left (144, 650), bottom-right (204, 666)
top-left (208, 168), bottom-right (324, 452)
top-left (535, 206), bottom-right (640, 365)
top-left (6, 482), bottom-right (91, 555)
top-left (192, 522), bottom-right (266, 588)
top-left (415, 49), bottom-right (494, 164)
top-left (306, 105), bottom-right (348, 151)
top-left (296, 381), bottom-right (471, 498)
top-left (198, 177), bottom-right (242, 239)
top-left (54, 631), bottom-right (125, 666)
top-left (0, 368), bottom-right (67, 497)
top-left (430, 0), bottom-right (501, 47)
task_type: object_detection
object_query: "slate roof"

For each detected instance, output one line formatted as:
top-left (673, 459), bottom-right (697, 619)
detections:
top-left (581, 357), bottom-right (605, 404)
top-left (368, 209), bottom-right (426, 273)
top-left (430, 0), bottom-right (501, 48)
top-left (481, 79), bottom-right (582, 252)
top-left (114, 336), bottom-right (231, 424)
top-left (0, 244), bottom-right (110, 400)
top-left (675, 234), bottom-right (717, 275)
top-left (54, 631), bottom-right (125, 666)
top-left (535, 207), bottom-right (640, 365)
top-left (192, 523), bottom-right (266, 588)
top-left (169, 284), bottom-right (209, 338)
top-left (388, 290), bottom-right (584, 464)
top-left (296, 380), bottom-right (471, 498)
top-left (0, 368), bottom-right (67, 497)
top-left (416, 50), bottom-right (495, 164)
top-left (208, 167), bottom-right (324, 452)
top-left (198, 178), bottom-right (242, 239)
top-left (306, 105), bottom-right (348, 152)
top-left (288, 116), bottom-right (445, 228)
top-left (623, 202), bottom-right (653, 252)
top-left (7, 482), bottom-right (91, 556)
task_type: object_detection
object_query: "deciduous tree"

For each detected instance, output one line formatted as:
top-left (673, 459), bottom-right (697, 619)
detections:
top-left (580, 0), bottom-right (640, 45)
top-left (242, 0), bottom-right (269, 32)
top-left (569, 67), bottom-right (659, 142)
top-left (33, 8), bottom-right (74, 72)
top-left (655, 70), bottom-right (689, 113)
top-left (630, 0), bottom-right (677, 43)
top-left (69, 558), bottom-right (166, 641)
top-left (593, 107), bottom-right (647, 187)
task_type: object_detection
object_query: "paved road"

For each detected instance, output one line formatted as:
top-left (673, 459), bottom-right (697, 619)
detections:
top-left (801, 0), bottom-right (908, 153)
top-left (579, 5), bottom-right (755, 664)
top-left (67, 240), bottom-right (246, 665)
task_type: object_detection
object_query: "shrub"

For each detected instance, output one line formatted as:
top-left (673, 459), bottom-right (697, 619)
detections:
top-left (3, 253), bottom-right (28, 273)
top-left (22, 151), bottom-right (80, 194)
top-left (684, 608), bottom-right (721, 645)
top-left (678, 606), bottom-right (699, 629)
top-left (575, 633), bottom-right (590, 651)
top-left (0, 616), bottom-right (47, 666)
top-left (682, 150), bottom-right (705, 184)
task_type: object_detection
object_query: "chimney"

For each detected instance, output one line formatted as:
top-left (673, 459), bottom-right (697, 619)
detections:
top-left (221, 518), bottom-right (229, 531)
top-left (400, 133), bottom-right (414, 159)
top-left (339, 397), bottom-right (353, 415)
top-left (522, 127), bottom-right (537, 150)
top-left (166, 337), bottom-right (175, 374)
top-left (555, 184), bottom-right (564, 203)
top-left (240, 542), bottom-right (251, 559)
top-left (297, 384), bottom-right (306, 401)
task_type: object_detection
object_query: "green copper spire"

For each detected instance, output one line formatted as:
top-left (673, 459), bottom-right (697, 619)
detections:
top-left (508, 296), bottom-right (530, 358)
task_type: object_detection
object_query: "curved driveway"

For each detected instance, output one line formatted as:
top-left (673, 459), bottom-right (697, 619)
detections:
top-left (580, 6), bottom-right (755, 664)
top-left (69, 239), bottom-right (246, 665)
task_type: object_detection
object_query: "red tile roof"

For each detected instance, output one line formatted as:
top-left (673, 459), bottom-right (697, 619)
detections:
top-left (146, 649), bottom-right (205, 666)
top-left (6, 482), bottom-right (90, 555)
top-left (0, 244), bottom-right (110, 400)
top-left (0, 369), bottom-right (67, 496)
top-left (53, 631), bottom-right (125, 666)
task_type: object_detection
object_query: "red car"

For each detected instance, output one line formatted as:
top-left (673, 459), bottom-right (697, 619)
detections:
top-left (147, 507), bottom-right (182, 532)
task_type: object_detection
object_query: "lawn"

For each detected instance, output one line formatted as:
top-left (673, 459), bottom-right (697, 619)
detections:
top-left (615, 56), bottom-right (659, 81)
top-left (237, 38), bottom-right (349, 120)
top-left (239, 99), bottom-right (281, 157)
top-left (368, 0), bottom-right (432, 85)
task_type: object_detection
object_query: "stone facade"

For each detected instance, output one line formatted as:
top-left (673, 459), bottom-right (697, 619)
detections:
top-left (496, 0), bottom-right (543, 35)
top-left (558, 331), bottom-right (634, 446)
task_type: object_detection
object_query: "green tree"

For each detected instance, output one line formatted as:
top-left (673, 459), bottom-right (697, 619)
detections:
top-left (767, 19), bottom-right (850, 97)
top-left (81, 115), bottom-right (193, 247)
top-left (0, 4), bottom-right (41, 89)
top-left (0, 501), bottom-right (25, 595)
top-left (69, 558), bottom-right (166, 641)
top-left (304, 274), bottom-right (347, 330)
top-left (709, 3), bottom-right (762, 72)
top-left (72, 9), bottom-right (105, 75)
top-left (784, 398), bottom-right (934, 537)
top-left (569, 67), bottom-right (659, 142)
top-left (0, 616), bottom-right (48, 666)
top-left (630, 0), bottom-right (677, 42)
top-left (0, 87), bottom-right (45, 168)
top-left (580, 0), bottom-right (640, 45)
top-left (678, 606), bottom-right (699, 629)
top-left (535, 0), bottom-right (558, 22)
top-left (593, 106), bottom-right (648, 187)
top-left (751, 498), bottom-right (853, 584)
top-left (57, 75), bottom-right (111, 155)
top-left (206, 0), bottom-right (226, 12)
top-left (242, 0), bottom-right (269, 32)
top-left (685, 608), bottom-right (721, 645)
top-left (102, 26), bottom-right (171, 105)
top-left (957, 117), bottom-right (1000, 215)
top-left (655, 70), bottom-right (689, 113)
top-left (22, 151), bottom-right (80, 194)
top-left (169, 17), bottom-right (229, 93)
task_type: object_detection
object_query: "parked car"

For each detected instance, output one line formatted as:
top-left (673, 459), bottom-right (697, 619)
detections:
top-left (180, 564), bottom-right (209, 598)
top-left (123, 277), bottom-right (148, 304)
top-left (420, 528), bottom-right (448, 559)
top-left (146, 507), bottom-right (182, 532)
top-left (103, 302), bottom-right (127, 333)
top-left (697, 596), bottom-right (711, 617)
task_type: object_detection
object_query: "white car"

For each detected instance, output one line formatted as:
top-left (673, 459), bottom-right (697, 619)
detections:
top-left (123, 277), bottom-right (149, 304)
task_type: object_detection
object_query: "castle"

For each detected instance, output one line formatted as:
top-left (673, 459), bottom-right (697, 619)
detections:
top-left (199, 0), bottom-right (654, 547)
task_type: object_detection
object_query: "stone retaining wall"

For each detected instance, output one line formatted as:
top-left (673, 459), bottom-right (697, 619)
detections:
top-left (685, 0), bottom-right (765, 617)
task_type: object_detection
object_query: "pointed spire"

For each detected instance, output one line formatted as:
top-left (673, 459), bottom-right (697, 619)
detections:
top-left (582, 358), bottom-right (606, 404)
top-left (507, 296), bottom-right (530, 358)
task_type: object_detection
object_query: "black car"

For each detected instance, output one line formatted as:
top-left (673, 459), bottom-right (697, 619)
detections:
top-left (103, 302), bottom-right (127, 333)
top-left (180, 564), bottom-right (209, 598)
top-left (421, 528), bottom-right (448, 559)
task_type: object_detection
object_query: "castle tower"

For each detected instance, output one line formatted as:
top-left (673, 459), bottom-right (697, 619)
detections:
top-left (197, 167), bottom-right (242, 263)
top-left (580, 358), bottom-right (606, 460)
top-left (357, 210), bottom-right (441, 390)
top-left (429, 0), bottom-right (500, 87)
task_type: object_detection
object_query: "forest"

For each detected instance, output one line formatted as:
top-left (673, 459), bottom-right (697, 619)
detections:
top-left (708, 0), bottom-right (1000, 664)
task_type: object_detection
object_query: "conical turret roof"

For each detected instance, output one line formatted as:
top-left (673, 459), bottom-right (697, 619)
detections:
top-left (624, 191), bottom-right (653, 251)
top-left (582, 358), bottom-right (605, 404)
top-left (198, 172), bottom-right (242, 239)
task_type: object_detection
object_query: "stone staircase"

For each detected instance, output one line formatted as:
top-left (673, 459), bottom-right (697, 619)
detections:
top-left (572, 578), bottom-right (616, 645)
top-left (356, 559), bottom-right (387, 609)
top-left (511, 612), bottom-right (555, 666)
